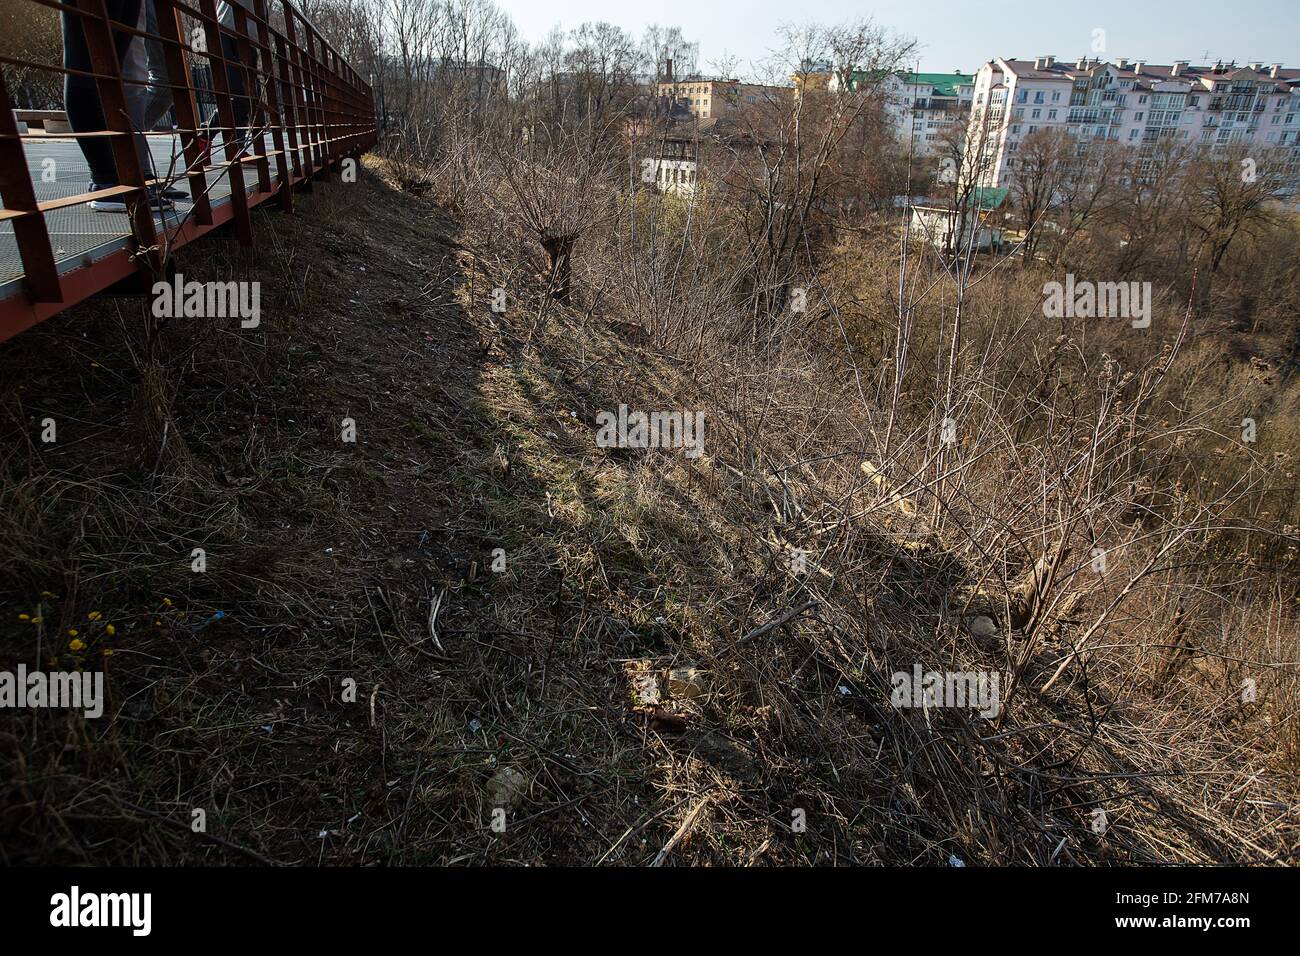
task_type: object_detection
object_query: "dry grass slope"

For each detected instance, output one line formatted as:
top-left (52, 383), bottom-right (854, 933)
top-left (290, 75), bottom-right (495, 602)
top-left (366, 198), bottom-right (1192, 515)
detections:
top-left (0, 158), bottom-right (1295, 865)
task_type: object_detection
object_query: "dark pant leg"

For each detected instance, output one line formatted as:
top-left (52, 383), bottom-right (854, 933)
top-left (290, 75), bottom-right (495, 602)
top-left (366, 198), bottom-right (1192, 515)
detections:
top-left (142, 0), bottom-right (174, 129)
top-left (62, 0), bottom-right (143, 185)
top-left (226, 33), bottom-right (251, 130)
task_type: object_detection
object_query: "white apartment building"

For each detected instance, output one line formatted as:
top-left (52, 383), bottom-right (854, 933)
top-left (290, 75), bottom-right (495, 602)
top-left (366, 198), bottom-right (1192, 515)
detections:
top-left (884, 72), bottom-right (975, 153)
top-left (968, 56), bottom-right (1300, 187)
top-left (829, 69), bottom-right (975, 153)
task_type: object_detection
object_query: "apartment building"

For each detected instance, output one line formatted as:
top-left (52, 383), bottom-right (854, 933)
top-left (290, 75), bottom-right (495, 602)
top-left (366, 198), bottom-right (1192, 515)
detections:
top-left (885, 71), bottom-right (975, 152)
top-left (655, 74), bottom-right (786, 119)
top-left (826, 69), bottom-right (974, 152)
top-left (968, 56), bottom-right (1300, 187)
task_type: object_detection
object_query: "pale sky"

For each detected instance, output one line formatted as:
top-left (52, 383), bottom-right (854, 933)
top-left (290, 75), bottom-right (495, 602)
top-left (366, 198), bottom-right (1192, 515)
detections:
top-left (494, 0), bottom-right (1299, 79)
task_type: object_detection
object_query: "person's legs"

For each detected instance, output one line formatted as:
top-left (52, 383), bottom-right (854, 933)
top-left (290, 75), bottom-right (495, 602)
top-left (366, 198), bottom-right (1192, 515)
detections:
top-left (142, 0), bottom-right (173, 129)
top-left (122, 2), bottom-right (155, 177)
top-left (62, 0), bottom-right (144, 187)
top-left (125, 0), bottom-right (185, 197)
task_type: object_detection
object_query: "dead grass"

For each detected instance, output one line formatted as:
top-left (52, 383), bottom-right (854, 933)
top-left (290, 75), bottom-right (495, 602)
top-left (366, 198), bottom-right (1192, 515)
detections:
top-left (0, 157), bottom-right (1295, 866)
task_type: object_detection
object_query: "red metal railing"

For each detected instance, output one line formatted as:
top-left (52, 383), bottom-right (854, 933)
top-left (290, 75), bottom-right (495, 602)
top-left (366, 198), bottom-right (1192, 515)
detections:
top-left (0, 0), bottom-right (377, 342)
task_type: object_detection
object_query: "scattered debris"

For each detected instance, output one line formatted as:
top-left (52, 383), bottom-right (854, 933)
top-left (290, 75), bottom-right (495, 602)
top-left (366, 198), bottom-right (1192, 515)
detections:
top-left (488, 767), bottom-right (529, 809)
top-left (666, 666), bottom-right (706, 700)
top-left (624, 659), bottom-right (662, 705)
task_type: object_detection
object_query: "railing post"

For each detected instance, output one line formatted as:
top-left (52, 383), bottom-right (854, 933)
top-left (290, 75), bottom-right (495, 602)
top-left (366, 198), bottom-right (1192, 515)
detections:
top-left (273, 28), bottom-right (304, 190)
top-left (0, 71), bottom-right (61, 303)
top-left (252, 0), bottom-right (292, 210)
top-left (197, 0), bottom-right (254, 245)
top-left (303, 29), bottom-right (331, 181)
top-left (230, 3), bottom-right (271, 195)
top-left (280, 7), bottom-right (316, 182)
top-left (154, 0), bottom-right (213, 226)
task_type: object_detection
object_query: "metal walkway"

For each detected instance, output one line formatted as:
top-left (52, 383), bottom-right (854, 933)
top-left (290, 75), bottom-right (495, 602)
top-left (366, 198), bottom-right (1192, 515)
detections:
top-left (0, 130), bottom-right (278, 287)
top-left (0, 0), bottom-right (378, 343)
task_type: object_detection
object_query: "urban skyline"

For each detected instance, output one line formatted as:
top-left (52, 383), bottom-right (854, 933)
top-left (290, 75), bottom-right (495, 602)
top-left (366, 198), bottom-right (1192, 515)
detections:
top-left (494, 0), bottom-right (1298, 79)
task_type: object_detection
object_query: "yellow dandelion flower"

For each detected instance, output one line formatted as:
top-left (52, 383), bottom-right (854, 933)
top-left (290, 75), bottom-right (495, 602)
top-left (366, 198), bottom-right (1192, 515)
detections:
top-left (87, 611), bottom-right (102, 621)
top-left (30, 616), bottom-right (42, 625)
top-left (153, 619), bottom-right (162, 627)
top-left (105, 624), bottom-right (116, 636)
top-left (162, 598), bottom-right (173, 607)
top-left (67, 628), bottom-right (79, 637)
top-left (40, 591), bottom-right (57, 599)
top-left (17, 613), bottom-right (29, 621)
top-left (69, 639), bottom-right (85, 652)
top-left (102, 648), bottom-right (114, 657)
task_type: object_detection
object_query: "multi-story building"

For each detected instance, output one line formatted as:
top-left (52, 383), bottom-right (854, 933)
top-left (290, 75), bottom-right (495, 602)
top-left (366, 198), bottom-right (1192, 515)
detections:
top-left (885, 71), bottom-right (975, 152)
top-left (655, 72), bottom-right (786, 120)
top-left (827, 69), bottom-right (975, 153)
top-left (968, 56), bottom-right (1300, 187)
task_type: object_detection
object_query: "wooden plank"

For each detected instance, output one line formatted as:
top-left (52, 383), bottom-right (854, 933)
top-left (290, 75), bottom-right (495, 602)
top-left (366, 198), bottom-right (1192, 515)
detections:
top-left (38, 185), bottom-right (139, 213)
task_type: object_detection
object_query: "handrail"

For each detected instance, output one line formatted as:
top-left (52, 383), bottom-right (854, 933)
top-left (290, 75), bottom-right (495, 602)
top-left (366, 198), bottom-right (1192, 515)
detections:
top-left (0, 0), bottom-right (378, 342)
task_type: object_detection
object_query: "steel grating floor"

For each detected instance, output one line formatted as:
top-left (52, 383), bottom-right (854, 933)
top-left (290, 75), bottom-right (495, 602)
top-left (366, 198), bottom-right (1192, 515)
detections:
top-left (0, 131), bottom-right (304, 292)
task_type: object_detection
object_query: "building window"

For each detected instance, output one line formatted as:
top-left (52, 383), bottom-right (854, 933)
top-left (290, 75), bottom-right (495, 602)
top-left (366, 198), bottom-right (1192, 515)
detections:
top-left (1032, 109), bottom-right (1041, 118)
top-left (1048, 109), bottom-right (1057, 120)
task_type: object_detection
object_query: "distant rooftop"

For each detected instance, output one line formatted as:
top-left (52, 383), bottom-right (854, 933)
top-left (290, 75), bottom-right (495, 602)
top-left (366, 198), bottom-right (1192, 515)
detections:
top-left (900, 72), bottom-right (975, 97)
top-left (995, 57), bottom-right (1299, 91)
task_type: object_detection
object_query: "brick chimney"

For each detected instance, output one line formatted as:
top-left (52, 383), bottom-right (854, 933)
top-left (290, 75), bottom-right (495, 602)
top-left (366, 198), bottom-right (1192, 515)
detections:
top-left (1270, 63), bottom-right (1283, 78)
top-left (665, 58), bottom-right (674, 84)
top-left (1170, 60), bottom-right (1188, 77)
top-left (1115, 58), bottom-right (1128, 70)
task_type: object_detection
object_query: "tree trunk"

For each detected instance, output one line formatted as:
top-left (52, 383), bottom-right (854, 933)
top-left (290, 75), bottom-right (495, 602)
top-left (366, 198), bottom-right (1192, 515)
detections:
top-left (542, 234), bottom-right (577, 303)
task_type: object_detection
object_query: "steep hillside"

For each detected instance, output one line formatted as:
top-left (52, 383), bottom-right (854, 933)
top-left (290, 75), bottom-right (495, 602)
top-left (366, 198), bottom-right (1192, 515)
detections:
top-left (0, 160), bottom-right (1294, 865)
